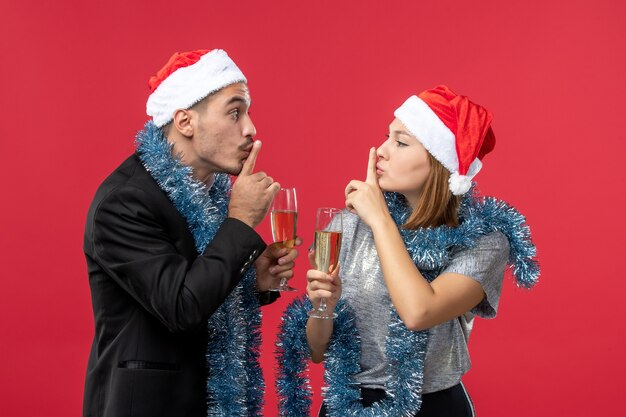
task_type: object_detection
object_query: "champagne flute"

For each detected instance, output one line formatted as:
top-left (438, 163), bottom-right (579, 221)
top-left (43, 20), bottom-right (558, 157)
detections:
top-left (308, 207), bottom-right (343, 319)
top-left (269, 187), bottom-right (298, 292)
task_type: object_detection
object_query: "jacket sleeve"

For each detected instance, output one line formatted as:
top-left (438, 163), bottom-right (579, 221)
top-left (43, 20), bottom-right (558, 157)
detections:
top-left (89, 185), bottom-right (267, 333)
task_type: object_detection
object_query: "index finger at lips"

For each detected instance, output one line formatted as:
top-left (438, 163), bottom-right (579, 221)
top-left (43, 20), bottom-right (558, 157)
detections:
top-left (365, 147), bottom-right (378, 184)
top-left (240, 140), bottom-right (261, 176)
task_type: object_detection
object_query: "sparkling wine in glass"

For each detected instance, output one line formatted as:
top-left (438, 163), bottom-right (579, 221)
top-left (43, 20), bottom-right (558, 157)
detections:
top-left (308, 207), bottom-right (342, 319)
top-left (269, 187), bottom-right (298, 292)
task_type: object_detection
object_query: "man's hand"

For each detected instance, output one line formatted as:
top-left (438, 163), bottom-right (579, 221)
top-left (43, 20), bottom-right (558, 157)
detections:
top-left (229, 141), bottom-right (280, 228)
top-left (255, 238), bottom-right (302, 292)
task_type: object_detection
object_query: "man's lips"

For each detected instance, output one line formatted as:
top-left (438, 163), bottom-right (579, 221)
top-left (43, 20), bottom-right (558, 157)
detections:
top-left (376, 163), bottom-right (384, 175)
top-left (240, 143), bottom-right (253, 158)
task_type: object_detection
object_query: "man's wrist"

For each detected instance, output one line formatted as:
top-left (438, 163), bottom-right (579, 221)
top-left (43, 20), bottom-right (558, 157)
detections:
top-left (258, 289), bottom-right (280, 305)
top-left (227, 214), bottom-right (255, 229)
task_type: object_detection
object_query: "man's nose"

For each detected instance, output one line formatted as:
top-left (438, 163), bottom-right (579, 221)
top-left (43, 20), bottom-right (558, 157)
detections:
top-left (243, 118), bottom-right (256, 138)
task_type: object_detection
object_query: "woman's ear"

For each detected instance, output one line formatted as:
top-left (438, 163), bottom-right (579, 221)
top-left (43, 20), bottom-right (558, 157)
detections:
top-left (172, 109), bottom-right (194, 138)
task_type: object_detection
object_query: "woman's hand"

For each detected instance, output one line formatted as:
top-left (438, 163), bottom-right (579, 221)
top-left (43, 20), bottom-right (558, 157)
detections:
top-left (306, 249), bottom-right (341, 311)
top-left (344, 147), bottom-right (391, 228)
top-left (306, 248), bottom-right (339, 362)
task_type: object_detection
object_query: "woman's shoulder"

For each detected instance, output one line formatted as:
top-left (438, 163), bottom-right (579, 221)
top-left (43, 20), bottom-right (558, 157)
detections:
top-left (449, 231), bottom-right (510, 266)
top-left (476, 231), bottom-right (509, 250)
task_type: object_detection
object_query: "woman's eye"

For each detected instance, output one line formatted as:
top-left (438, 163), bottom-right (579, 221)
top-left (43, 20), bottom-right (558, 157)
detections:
top-left (396, 140), bottom-right (407, 147)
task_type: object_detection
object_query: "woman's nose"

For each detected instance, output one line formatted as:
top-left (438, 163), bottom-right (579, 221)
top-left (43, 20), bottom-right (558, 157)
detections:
top-left (376, 142), bottom-right (387, 159)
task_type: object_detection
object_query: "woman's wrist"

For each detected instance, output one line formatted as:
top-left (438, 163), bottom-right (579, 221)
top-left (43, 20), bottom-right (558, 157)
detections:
top-left (306, 315), bottom-right (334, 361)
top-left (370, 214), bottom-right (396, 236)
top-left (309, 297), bottom-right (338, 313)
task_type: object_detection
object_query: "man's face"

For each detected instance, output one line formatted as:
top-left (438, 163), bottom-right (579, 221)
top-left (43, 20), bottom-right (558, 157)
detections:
top-left (190, 82), bottom-right (256, 176)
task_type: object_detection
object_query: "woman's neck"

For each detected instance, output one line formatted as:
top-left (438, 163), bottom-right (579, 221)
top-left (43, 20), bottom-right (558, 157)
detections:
top-left (402, 190), bottom-right (421, 209)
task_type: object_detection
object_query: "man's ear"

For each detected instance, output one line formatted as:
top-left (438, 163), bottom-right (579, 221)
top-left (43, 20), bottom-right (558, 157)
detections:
top-left (172, 109), bottom-right (194, 138)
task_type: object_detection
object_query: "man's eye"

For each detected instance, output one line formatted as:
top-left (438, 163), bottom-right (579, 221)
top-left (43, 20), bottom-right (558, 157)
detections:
top-left (230, 110), bottom-right (240, 120)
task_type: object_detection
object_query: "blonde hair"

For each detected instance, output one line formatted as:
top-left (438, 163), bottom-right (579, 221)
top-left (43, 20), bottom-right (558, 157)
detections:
top-left (403, 153), bottom-right (460, 229)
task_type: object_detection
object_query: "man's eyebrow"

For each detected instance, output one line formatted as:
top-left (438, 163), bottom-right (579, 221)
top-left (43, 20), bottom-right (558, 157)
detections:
top-left (225, 95), bottom-right (250, 106)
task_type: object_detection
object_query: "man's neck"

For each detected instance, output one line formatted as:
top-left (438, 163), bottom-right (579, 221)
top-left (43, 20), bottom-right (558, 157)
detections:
top-left (196, 170), bottom-right (215, 188)
top-left (167, 135), bottom-right (215, 188)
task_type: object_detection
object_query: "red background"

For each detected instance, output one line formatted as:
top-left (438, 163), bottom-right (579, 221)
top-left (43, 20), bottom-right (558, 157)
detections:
top-left (1, 1), bottom-right (625, 416)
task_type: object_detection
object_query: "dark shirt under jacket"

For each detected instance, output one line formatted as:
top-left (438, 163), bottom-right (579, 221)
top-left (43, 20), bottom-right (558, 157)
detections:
top-left (83, 154), bottom-right (274, 417)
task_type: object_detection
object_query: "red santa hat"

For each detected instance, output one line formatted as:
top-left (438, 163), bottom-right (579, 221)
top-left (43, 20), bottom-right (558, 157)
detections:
top-left (146, 49), bottom-right (247, 127)
top-left (394, 85), bottom-right (496, 195)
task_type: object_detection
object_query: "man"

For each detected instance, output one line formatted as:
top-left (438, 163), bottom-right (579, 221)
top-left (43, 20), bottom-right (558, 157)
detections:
top-left (83, 49), bottom-right (298, 417)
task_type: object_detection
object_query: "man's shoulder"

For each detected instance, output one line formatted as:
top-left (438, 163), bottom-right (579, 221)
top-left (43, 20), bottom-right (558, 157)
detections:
top-left (83, 153), bottom-right (200, 258)
top-left (86, 154), bottom-right (169, 225)
top-left (91, 155), bottom-right (159, 204)
top-left (99, 153), bottom-right (148, 188)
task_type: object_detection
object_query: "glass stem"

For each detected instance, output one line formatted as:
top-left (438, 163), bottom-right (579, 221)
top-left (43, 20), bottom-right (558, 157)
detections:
top-left (319, 297), bottom-right (328, 312)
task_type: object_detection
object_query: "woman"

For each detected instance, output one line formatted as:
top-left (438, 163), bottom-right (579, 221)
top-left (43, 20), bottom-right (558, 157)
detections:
top-left (277, 85), bottom-right (539, 416)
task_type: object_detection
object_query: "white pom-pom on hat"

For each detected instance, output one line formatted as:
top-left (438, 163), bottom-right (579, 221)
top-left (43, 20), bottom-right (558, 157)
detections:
top-left (448, 172), bottom-right (473, 196)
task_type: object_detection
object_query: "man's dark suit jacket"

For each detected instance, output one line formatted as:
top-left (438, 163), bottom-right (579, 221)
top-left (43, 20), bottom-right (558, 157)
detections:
top-left (83, 154), bottom-right (271, 417)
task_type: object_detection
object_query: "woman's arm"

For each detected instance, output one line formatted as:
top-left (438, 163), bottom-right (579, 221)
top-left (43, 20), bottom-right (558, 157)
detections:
top-left (344, 148), bottom-right (485, 331)
top-left (306, 315), bottom-right (334, 363)
top-left (370, 218), bottom-right (484, 331)
top-left (305, 256), bottom-right (342, 362)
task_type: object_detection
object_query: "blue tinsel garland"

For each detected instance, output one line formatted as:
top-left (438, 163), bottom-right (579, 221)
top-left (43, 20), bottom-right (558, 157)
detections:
top-left (135, 121), bottom-right (264, 417)
top-left (276, 188), bottom-right (539, 417)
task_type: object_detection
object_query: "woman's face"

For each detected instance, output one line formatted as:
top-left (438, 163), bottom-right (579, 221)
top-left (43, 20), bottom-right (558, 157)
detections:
top-left (376, 118), bottom-right (431, 204)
